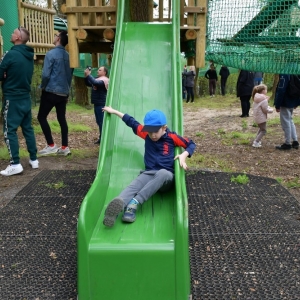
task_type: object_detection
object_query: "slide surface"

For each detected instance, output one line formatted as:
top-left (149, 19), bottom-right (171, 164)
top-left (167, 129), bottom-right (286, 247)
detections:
top-left (77, 2), bottom-right (190, 299)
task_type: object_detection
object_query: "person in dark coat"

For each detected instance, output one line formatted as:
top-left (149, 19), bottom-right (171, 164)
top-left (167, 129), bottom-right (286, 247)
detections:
top-left (84, 66), bottom-right (109, 144)
top-left (205, 64), bottom-right (218, 97)
top-left (274, 74), bottom-right (300, 150)
top-left (182, 66), bottom-right (196, 103)
top-left (219, 65), bottom-right (230, 96)
top-left (236, 70), bottom-right (255, 117)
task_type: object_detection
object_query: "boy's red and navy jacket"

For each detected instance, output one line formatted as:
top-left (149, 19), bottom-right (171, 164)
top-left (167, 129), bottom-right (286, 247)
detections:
top-left (122, 114), bottom-right (196, 173)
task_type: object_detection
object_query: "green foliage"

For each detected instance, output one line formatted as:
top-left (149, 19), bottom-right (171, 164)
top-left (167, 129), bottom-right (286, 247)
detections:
top-left (230, 174), bottom-right (250, 184)
top-left (241, 120), bottom-right (248, 130)
top-left (188, 153), bottom-right (234, 172)
top-left (32, 120), bottom-right (91, 134)
top-left (286, 177), bottom-right (300, 189)
top-left (195, 132), bottom-right (204, 137)
top-left (44, 181), bottom-right (66, 189)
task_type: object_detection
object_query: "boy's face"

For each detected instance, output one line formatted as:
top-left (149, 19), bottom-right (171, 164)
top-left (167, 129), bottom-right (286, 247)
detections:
top-left (147, 126), bottom-right (167, 142)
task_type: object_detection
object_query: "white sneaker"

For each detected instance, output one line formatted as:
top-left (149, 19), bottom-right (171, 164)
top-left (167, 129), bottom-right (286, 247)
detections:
top-left (29, 159), bottom-right (39, 169)
top-left (0, 164), bottom-right (23, 176)
top-left (38, 145), bottom-right (58, 155)
top-left (57, 147), bottom-right (71, 156)
top-left (252, 141), bottom-right (262, 148)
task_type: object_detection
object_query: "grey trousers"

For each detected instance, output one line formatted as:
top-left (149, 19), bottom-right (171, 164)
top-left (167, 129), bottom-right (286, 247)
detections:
top-left (255, 122), bottom-right (267, 142)
top-left (118, 169), bottom-right (174, 205)
top-left (280, 107), bottom-right (298, 144)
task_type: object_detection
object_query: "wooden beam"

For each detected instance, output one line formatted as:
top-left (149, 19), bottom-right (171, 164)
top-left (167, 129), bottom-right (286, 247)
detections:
top-left (78, 41), bottom-right (114, 54)
top-left (27, 42), bottom-right (55, 48)
top-left (184, 7), bottom-right (206, 13)
top-left (20, 2), bottom-right (56, 14)
top-left (63, 6), bottom-right (116, 14)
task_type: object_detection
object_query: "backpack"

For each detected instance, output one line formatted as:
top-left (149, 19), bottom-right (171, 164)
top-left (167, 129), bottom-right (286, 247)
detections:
top-left (287, 75), bottom-right (300, 98)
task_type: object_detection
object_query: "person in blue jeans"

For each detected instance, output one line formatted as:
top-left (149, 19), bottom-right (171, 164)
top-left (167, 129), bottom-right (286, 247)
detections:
top-left (274, 74), bottom-right (300, 150)
top-left (84, 66), bottom-right (109, 145)
top-left (101, 106), bottom-right (196, 227)
top-left (38, 30), bottom-right (73, 156)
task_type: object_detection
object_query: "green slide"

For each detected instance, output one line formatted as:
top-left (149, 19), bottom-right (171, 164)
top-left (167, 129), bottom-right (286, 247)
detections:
top-left (77, 1), bottom-right (190, 299)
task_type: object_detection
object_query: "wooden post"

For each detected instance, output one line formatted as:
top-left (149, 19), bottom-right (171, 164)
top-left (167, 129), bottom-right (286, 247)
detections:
top-left (95, 0), bottom-right (103, 25)
top-left (196, 0), bottom-right (206, 68)
top-left (187, 0), bottom-right (194, 26)
top-left (180, 0), bottom-right (185, 26)
top-left (110, 0), bottom-right (117, 25)
top-left (66, 0), bottom-right (79, 68)
top-left (91, 53), bottom-right (98, 68)
top-left (148, 0), bottom-right (153, 22)
top-left (158, 0), bottom-right (163, 22)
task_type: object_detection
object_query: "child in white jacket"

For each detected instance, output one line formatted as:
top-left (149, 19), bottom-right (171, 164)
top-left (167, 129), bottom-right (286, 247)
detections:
top-left (252, 84), bottom-right (273, 148)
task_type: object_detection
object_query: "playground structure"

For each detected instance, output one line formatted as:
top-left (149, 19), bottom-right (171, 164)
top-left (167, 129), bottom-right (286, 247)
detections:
top-left (0, 0), bottom-right (56, 60)
top-left (62, 0), bottom-right (207, 68)
top-left (1, 0), bottom-right (300, 299)
top-left (0, 18), bottom-right (4, 58)
top-left (206, 0), bottom-right (300, 74)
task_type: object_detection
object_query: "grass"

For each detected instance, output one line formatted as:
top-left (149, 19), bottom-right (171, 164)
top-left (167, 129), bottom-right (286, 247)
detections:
top-left (230, 174), bottom-right (250, 184)
top-left (0, 102), bottom-right (97, 161)
top-left (188, 153), bottom-right (234, 172)
top-left (32, 120), bottom-right (92, 134)
top-left (219, 131), bottom-right (255, 146)
top-left (184, 94), bottom-right (240, 109)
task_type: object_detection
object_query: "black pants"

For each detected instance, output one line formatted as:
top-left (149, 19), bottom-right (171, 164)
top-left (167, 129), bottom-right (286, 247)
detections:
top-left (37, 91), bottom-right (68, 146)
top-left (220, 77), bottom-right (227, 95)
top-left (186, 87), bottom-right (194, 103)
top-left (240, 95), bottom-right (251, 117)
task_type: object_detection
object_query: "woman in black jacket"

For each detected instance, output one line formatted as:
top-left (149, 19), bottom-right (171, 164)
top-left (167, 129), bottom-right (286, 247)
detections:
top-left (236, 70), bottom-right (255, 117)
top-left (182, 66), bottom-right (196, 103)
top-left (205, 65), bottom-right (218, 97)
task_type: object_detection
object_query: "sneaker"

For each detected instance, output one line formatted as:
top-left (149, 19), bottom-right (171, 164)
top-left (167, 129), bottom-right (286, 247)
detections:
top-left (56, 147), bottom-right (71, 156)
top-left (275, 143), bottom-right (292, 150)
top-left (292, 141), bottom-right (299, 149)
top-left (38, 145), bottom-right (58, 155)
top-left (0, 164), bottom-right (23, 176)
top-left (122, 199), bottom-right (139, 223)
top-left (29, 159), bottom-right (39, 169)
top-left (252, 141), bottom-right (261, 148)
top-left (103, 198), bottom-right (125, 227)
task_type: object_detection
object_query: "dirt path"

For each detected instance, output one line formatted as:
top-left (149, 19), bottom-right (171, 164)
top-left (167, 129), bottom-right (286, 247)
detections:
top-left (1, 105), bottom-right (300, 207)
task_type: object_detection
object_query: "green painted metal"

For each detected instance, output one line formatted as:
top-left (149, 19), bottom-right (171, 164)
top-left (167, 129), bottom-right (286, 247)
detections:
top-left (77, 1), bottom-right (190, 299)
top-left (0, 1), bottom-right (19, 52)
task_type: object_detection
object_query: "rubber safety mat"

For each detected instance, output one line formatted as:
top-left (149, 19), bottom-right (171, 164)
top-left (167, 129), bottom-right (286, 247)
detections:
top-left (187, 171), bottom-right (300, 300)
top-left (1, 170), bottom-right (300, 299)
top-left (0, 170), bottom-right (96, 300)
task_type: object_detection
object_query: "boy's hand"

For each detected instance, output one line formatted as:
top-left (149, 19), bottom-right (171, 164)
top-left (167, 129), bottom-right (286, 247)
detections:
top-left (102, 106), bottom-right (124, 119)
top-left (174, 152), bottom-right (189, 170)
top-left (102, 106), bottom-right (114, 114)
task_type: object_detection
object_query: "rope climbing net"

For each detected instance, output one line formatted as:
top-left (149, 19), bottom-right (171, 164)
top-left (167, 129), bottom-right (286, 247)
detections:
top-left (205, 0), bottom-right (300, 74)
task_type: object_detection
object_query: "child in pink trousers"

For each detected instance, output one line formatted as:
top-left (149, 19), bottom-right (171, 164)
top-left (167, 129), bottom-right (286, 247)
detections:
top-left (252, 84), bottom-right (273, 148)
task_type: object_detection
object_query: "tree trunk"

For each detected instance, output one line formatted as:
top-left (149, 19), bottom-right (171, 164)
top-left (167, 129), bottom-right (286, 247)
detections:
top-left (130, 0), bottom-right (150, 21)
top-left (74, 76), bottom-right (89, 106)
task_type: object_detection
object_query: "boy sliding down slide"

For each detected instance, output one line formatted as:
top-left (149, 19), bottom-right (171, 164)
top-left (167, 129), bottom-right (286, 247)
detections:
top-left (102, 106), bottom-right (196, 227)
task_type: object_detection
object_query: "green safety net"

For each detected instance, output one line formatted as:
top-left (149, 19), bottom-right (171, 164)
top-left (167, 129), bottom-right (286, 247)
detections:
top-left (205, 0), bottom-right (300, 74)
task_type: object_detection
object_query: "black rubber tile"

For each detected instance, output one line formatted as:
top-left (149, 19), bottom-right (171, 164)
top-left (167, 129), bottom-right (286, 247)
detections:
top-left (0, 170), bottom-right (95, 299)
top-left (0, 236), bottom-right (77, 300)
top-left (189, 233), bottom-right (300, 300)
top-left (16, 170), bottom-right (95, 198)
top-left (187, 171), bottom-right (300, 300)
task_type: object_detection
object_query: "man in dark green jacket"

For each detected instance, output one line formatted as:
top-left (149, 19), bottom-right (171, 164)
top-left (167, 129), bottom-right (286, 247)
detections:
top-left (0, 26), bottom-right (38, 176)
